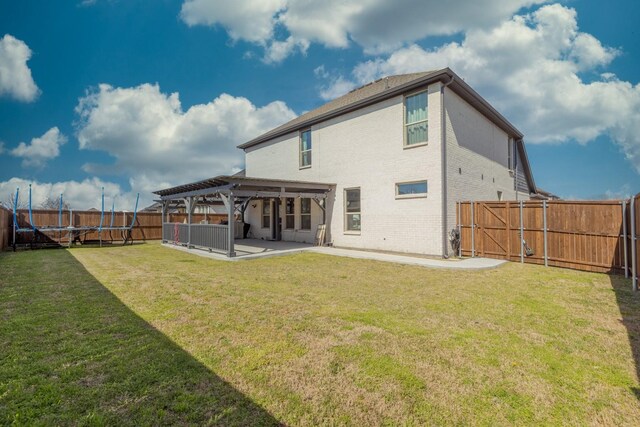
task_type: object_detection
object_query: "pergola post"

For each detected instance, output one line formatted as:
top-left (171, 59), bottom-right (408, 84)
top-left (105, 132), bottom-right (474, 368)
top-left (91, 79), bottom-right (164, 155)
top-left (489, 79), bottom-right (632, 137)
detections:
top-left (312, 198), bottom-right (326, 224)
top-left (186, 197), bottom-right (193, 248)
top-left (227, 193), bottom-right (236, 257)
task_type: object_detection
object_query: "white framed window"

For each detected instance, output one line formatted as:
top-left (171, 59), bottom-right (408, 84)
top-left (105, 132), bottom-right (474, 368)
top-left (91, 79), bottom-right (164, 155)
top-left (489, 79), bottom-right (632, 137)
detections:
top-left (404, 91), bottom-right (428, 146)
top-left (300, 198), bottom-right (311, 230)
top-left (285, 198), bottom-right (295, 229)
top-left (396, 181), bottom-right (428, 198)
top-left (344, 188), bottom-right (361, 232)
top-left (261, 200), bottom-right (270, 228)
top-left (300, 129), bottom-right (312, 168)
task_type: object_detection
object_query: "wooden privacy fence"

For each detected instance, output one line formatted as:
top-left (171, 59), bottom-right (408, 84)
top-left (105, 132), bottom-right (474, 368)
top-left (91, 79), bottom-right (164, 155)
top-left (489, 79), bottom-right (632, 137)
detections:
top-left (10, 209), bottom-right (226, 245)
top-left (0, 207), bottom-right (10, 251)
top-left (457, 194), bottom-right (640, 290)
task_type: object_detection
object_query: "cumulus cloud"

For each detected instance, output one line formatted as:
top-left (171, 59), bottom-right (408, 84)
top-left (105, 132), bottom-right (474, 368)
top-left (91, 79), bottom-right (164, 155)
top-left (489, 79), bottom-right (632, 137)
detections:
top-left (314, 66), bottom-right (358, 101)
top-left (0, 34), bottom-right (40, 102)
top-left (317, 4), bottom-right (640, 173)
top-left (179, 0), bottom-right (546, 62)
top-left (74, 83), bottom-right (296, 196)
top-left (0, 177), bottom-right (139, 211)
top-left (181, 0), bottom-right (286, 43)
top-left (10, 127), bottom-right (67, 167)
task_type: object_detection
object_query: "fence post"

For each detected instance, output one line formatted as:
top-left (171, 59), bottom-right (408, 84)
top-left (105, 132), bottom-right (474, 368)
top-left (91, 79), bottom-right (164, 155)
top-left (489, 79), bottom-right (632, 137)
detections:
top-left (519, 201), bottom-right (524, 264)
top-left (161, 202), bottom-right (166, 243)
top-left (12, 211), bottom-right (16, 250)
top-left (187, 197), bottom-right (192, 248)
top-left (543, 200), bottom-right (548, 267)
top-left (470, 202), bottom-right (475, 257)
top-left (227, 193), bottom-right (236, 258)
top-left (631, 197), bottom-right (637, 292)
top-left (622, 200), bottom-right (628, 278)
top-left (68, 209), bottom-right (73, 248)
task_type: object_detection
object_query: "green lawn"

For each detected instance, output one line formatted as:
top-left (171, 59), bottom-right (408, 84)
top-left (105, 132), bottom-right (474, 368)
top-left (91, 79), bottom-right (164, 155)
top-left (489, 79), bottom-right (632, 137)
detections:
top-left (1, 242), bottom-right (639, 425)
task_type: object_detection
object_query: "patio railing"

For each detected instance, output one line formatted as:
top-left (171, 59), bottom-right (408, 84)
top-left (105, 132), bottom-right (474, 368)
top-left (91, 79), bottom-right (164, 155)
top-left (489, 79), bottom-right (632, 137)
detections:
top-left (162, 222), bottom-right (228, 252)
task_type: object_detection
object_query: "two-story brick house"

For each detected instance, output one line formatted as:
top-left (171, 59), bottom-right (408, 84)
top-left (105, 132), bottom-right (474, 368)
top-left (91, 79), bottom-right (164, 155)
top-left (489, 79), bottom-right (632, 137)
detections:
top-left (156, 68), bottom-right (536, 257)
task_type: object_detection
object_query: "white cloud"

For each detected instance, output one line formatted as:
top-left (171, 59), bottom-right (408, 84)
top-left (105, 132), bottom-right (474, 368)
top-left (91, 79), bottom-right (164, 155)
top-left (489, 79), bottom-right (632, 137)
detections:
top-left (179, 0), bottom-right (547, 62)
top-left (314, 66), bottom-right (358, 101)
top-left (263, 36), bottom-right (309, 64)
top-left (318, 4), bottom-right (640, 173)
top-left (0, 34), bottom-right (40, 102)
top-left (10, 127), bottom-right (67, 167)
top-left (180, 0), bottom-right (286, 44)
top-left (75, 83), bottom-right (296, 196)
top-left (0, 177), bottom-right (139, 211)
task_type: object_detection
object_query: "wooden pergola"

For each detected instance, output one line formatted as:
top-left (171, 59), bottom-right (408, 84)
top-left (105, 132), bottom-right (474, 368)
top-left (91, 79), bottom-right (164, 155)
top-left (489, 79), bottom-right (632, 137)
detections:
top-left (154, 175), bottom-right (333, 257)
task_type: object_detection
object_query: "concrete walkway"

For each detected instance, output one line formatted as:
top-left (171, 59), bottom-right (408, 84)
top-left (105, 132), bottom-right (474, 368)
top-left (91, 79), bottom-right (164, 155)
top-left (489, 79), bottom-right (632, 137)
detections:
top-left (162, 241), bottom-right (505, 270)
top-left (311, 247), bottom-right (506, 270)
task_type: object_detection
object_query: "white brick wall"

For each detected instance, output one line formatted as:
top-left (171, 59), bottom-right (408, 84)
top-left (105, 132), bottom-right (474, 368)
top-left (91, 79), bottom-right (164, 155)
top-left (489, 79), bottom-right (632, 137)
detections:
top-left (444, 87), bottom-right (528, 255)
top-left (245, 83), bottom-right (445, 255)
top-left (242, 82), bottom-right (528, 257)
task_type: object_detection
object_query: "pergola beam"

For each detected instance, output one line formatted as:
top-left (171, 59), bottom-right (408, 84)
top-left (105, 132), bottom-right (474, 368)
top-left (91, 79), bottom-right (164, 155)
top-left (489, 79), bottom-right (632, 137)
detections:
top-left (231, 190), bottom-right (327, 199)
top-left (159, 184), bottom-right (233, 201)
top-left (233, 179), bottom-right (332, 191)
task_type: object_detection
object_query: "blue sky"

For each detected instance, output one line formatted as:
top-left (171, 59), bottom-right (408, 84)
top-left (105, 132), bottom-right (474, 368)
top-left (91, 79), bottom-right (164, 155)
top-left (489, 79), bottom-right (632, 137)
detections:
top-left (0, 0), bottom-right (638, 209)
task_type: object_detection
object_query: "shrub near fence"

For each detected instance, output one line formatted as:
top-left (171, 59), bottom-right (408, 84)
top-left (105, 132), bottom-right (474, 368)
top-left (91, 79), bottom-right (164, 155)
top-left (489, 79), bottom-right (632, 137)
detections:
top-left (458, 195), bottom-right (640, 287)
top-left (10, 209), bottom-right (226, 245)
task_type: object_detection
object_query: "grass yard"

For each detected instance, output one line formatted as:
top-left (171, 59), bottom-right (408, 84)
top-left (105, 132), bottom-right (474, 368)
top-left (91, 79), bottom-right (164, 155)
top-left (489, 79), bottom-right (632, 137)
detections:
top-left (1, 242), bottom-right (639, 425)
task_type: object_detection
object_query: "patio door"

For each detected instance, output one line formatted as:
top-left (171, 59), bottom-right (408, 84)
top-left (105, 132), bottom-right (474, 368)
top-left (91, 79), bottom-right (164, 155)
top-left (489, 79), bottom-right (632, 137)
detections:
top-left (270, 199), bottom-right (282, 241)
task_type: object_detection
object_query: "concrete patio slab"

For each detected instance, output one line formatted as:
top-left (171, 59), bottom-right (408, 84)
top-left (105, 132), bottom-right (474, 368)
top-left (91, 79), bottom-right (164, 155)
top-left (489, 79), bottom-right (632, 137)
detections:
top-left (162, 239), bottom-right (506, 270)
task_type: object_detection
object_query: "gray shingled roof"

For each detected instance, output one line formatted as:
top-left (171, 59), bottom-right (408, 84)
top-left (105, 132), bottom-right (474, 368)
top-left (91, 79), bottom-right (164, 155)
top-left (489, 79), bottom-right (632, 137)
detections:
top-left (274, 72), bottom-right (432, 132)
top-left (235, 67), bottom-right (536, 193)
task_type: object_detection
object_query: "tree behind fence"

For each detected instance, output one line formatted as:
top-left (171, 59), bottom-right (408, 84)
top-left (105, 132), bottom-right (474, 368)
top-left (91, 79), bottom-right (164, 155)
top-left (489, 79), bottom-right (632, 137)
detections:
top-left (458, 196), bottom-right (640, 280)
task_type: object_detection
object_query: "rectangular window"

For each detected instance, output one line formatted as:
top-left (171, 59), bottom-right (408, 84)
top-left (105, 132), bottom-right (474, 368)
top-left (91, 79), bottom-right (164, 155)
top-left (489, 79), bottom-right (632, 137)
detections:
top-left (404, 91), bottom-right (428, 146)
top-left (300, 129), bottom-right (312, 168)
top-left (300, 198), bottom-right (311, 230)
top-left (396, 181), bottom-right (428, 198)
top-left (285, 198), bottom-right (295, 229)
top-left (261, 200), bottom-right (270, 228)
top-left (344, 188), bottom-right (361, 232)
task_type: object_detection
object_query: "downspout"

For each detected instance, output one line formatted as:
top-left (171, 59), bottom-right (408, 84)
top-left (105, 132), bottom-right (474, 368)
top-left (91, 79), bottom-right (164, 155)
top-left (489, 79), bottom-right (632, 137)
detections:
top-left (514, 139), bottom-right (523, 200)
top-left (441, 74), bottom-right (454, 258)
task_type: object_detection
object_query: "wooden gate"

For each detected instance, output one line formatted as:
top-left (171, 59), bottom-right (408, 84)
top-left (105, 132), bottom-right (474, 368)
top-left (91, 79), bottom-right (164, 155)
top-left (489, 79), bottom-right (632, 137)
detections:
top-left (458, 199), bottom-right (630, 274)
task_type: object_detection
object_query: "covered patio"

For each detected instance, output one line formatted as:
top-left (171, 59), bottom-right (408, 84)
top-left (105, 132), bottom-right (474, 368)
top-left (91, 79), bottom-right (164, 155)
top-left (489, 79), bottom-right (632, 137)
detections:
top-left (153, 175), bottom-right (333, 257)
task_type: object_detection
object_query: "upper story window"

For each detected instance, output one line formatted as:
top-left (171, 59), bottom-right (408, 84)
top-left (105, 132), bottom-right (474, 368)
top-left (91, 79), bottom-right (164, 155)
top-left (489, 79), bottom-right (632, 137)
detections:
top-left (404, 91), bottom-right (428, 146)
top-left (300, 129), bottom-right (312, 168)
